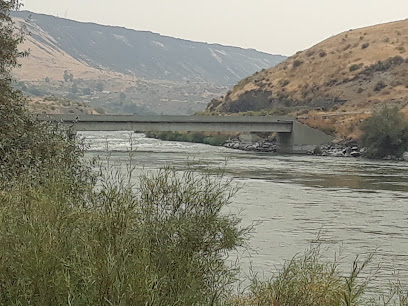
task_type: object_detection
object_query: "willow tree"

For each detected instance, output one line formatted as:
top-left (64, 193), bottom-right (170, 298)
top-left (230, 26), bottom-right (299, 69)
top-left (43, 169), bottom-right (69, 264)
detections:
top-left (0, 0), bottom-right (26, 116)
top-left (0, 0), bottom-right (89, 190)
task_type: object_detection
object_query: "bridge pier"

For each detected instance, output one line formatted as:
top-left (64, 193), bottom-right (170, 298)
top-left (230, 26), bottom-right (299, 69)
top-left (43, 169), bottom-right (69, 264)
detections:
top-left (276, 133), bottom-right (293, 153)
top-left (277, 121), bottom-right (333, 153)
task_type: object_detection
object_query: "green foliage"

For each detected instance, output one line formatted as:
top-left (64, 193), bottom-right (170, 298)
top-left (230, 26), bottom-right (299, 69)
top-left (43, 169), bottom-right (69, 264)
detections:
top-left (146, 131), bottom-right (229, 146)
top-left (0, 166), bottom-right (249, 305)
top-left (0, 1), bottom-right (89, 190)
top-left (1, 6), bottom-right (248, 302)
top-left (350, 64), bottom-right (363, 72)
top-left (243, 245), bottom-right (373, 306)
top-left (236, 106), bottom-right (308, 117)
top-left (361, 106), bottom-right (408, 158)
top-left (63, 70), bottom-right (74, 82)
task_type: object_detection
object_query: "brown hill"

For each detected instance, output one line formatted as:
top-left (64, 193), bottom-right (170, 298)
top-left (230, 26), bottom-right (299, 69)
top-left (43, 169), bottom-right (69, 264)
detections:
top-left (206, 20), bottom-right (408, 138)
top-left (11, 11), bottom-right (285, 116)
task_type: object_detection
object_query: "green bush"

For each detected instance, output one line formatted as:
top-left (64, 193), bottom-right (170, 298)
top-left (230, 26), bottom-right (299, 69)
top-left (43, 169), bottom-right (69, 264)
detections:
top-left (0, 166), bottom-right (249, 305)
top-left (360, 106), bottom-right (408, 158)
top-left (145, 131), bottom-right (228, 146)
top-left (350, 64), bottom-right (362, 72)
top-left (242, 245), bottom-right (372, 306)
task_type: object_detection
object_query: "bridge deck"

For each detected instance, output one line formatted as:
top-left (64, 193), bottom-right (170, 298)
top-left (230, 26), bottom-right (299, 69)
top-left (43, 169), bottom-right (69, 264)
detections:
top-left (36, 114), bottom-right (295, 133)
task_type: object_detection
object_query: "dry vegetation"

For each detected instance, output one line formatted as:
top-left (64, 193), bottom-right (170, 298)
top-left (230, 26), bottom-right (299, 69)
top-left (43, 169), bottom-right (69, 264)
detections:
top-left (208, 19), bottom-right (408, 139)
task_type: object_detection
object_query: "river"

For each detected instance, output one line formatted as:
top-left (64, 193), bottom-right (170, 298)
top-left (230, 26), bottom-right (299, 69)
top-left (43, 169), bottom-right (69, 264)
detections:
top-left (80, 131), bottom-right (408, 291)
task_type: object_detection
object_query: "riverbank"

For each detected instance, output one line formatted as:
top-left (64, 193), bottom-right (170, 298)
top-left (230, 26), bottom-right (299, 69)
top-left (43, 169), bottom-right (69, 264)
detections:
top-left (145, 131), bottom-right (408, 161)
top-left (225, 136), bottom-right (408, 160)
top-left (145, 131), bottom-right (230, 146)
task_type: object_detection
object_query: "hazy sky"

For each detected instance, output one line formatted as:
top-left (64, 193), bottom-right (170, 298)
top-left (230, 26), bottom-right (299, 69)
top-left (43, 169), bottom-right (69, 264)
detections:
top-left (22, 0), bottom-right (408, 56)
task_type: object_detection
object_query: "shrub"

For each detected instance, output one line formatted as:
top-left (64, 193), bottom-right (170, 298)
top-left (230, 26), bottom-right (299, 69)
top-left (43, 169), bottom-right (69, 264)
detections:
top-left (1, 3), bottom-right (249, 304)
top-left (343, 43), bottom-right (352, 51)
top-left (349, 64), bottom-right (362, 72)
top-left (245, 244), bottom-right (372, 306)
top-left (306, 50), bottom-right (315, 57)
top-left (374, 80), bottom-right (386, 92)
top-left (361, 43), bottom-right (370, 49)
top-left (0, 166), bottom-right (250, 305)
top-left (396, 45), bottom-right (406, 53)
top-left (360, 106), bottom-right (408, 158)
top-left (280, 79), bottom-right (290, 87)
top-left (145, 131), bottom-right (228, 146)
top-left (319, 50), bottom-right (327, 57)
top-left (293, 59), bottom-right (304, 68)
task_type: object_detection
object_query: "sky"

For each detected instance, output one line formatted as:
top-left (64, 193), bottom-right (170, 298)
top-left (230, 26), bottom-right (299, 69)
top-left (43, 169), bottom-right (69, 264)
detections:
top-left (22, 0), bottom-right (408, 56)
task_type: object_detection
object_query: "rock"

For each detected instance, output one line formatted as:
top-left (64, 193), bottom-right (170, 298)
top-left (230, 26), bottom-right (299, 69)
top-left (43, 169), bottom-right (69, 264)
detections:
top-left (403, 152), bottom-right (408, 161)
top-left (350, 151), bottom-right (361, 157)
top-left (332, 151), bottom-right (345, 157)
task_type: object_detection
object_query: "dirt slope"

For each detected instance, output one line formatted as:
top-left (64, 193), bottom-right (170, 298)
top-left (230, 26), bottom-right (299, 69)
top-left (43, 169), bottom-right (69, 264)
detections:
top-left (208, 19), bottom-right (408, 114)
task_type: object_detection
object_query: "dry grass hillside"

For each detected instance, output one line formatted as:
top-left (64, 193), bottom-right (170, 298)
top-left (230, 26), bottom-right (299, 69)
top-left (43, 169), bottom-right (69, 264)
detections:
top-left (207, 19), bottom-right (408, 138)
top-left (13, 18), bottom-right (122, 82)
top-left (11, 11), bottom-right (285, 116)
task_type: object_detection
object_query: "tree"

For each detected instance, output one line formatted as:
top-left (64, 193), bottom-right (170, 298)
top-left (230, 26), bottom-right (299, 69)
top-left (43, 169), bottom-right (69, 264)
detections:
top-left (0, 1), bottom-right (89, 188)
top-left (361, 106), bottom-right (408, 158)
top-left (120, 92), bottom-right (126, 100)
top-left (70, 82), bottom-right (78, 94)
top-left (96, 81), bottom-right (104, 92)
top-left (82, 87), bottom-right (91, 95)
top-left (63, 70), bottom-right (73, 82)
top-left (1, 0), bottom-right (29, 140)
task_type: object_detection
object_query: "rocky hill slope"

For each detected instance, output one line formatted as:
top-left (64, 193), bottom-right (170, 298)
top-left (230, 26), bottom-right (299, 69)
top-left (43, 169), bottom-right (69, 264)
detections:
top-left (11, 11), bottom-right (285, 115)
top-left (208, 19), bottom-right (408, 113)
top-left (12, 11), bottom-right (285, 85)
top-left (206, 19), bottom-right (408, 139)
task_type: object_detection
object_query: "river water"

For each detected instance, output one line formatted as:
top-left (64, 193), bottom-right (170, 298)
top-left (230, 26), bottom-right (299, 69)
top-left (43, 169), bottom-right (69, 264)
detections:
top-left (80, 131), bottom-right (408, 290)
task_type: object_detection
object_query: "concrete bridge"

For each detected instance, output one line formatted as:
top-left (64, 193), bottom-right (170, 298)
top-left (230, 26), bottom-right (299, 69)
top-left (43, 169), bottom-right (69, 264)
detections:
top-left (36, 114), bottom-right (333, 153)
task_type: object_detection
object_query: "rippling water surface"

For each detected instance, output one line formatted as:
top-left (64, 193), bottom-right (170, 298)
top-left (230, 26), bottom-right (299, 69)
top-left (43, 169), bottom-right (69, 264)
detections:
top-left (80, 131), bottom-right (408, 288)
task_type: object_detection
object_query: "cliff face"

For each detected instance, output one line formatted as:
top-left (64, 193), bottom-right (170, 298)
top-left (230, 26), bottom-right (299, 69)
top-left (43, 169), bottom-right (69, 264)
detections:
top-left (207, 19), bottom-right (408, 114)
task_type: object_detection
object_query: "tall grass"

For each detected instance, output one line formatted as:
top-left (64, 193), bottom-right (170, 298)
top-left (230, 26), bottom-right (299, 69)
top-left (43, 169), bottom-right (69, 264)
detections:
top-left (230, 244), bottom-right (381, 306)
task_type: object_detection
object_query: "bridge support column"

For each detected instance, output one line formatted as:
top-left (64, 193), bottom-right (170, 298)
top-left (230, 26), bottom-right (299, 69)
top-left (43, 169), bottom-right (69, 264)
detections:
top-left (276, 133), bottom-right (293, 153)
top-left (278, 121), bottom-right (333, 154)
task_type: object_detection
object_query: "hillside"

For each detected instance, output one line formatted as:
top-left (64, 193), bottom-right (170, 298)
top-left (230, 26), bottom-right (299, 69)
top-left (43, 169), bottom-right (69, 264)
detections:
top-left (12, 11), bottom-right (285, 85)
top-left (206, 19), bottom-right (408, 137)
top-left (11, 11), bottom-right (285, 115)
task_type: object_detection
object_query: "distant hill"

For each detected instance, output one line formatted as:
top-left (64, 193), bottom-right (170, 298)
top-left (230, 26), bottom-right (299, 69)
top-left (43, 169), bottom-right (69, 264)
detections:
top-left (206, 19), bottom-right (408, 138)
top-left (10, 11), bottom-right (285, 115)
top-left (208, 19), bottom-right (408, 113)
top-left (12, 11), bottom-right (285, 85)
